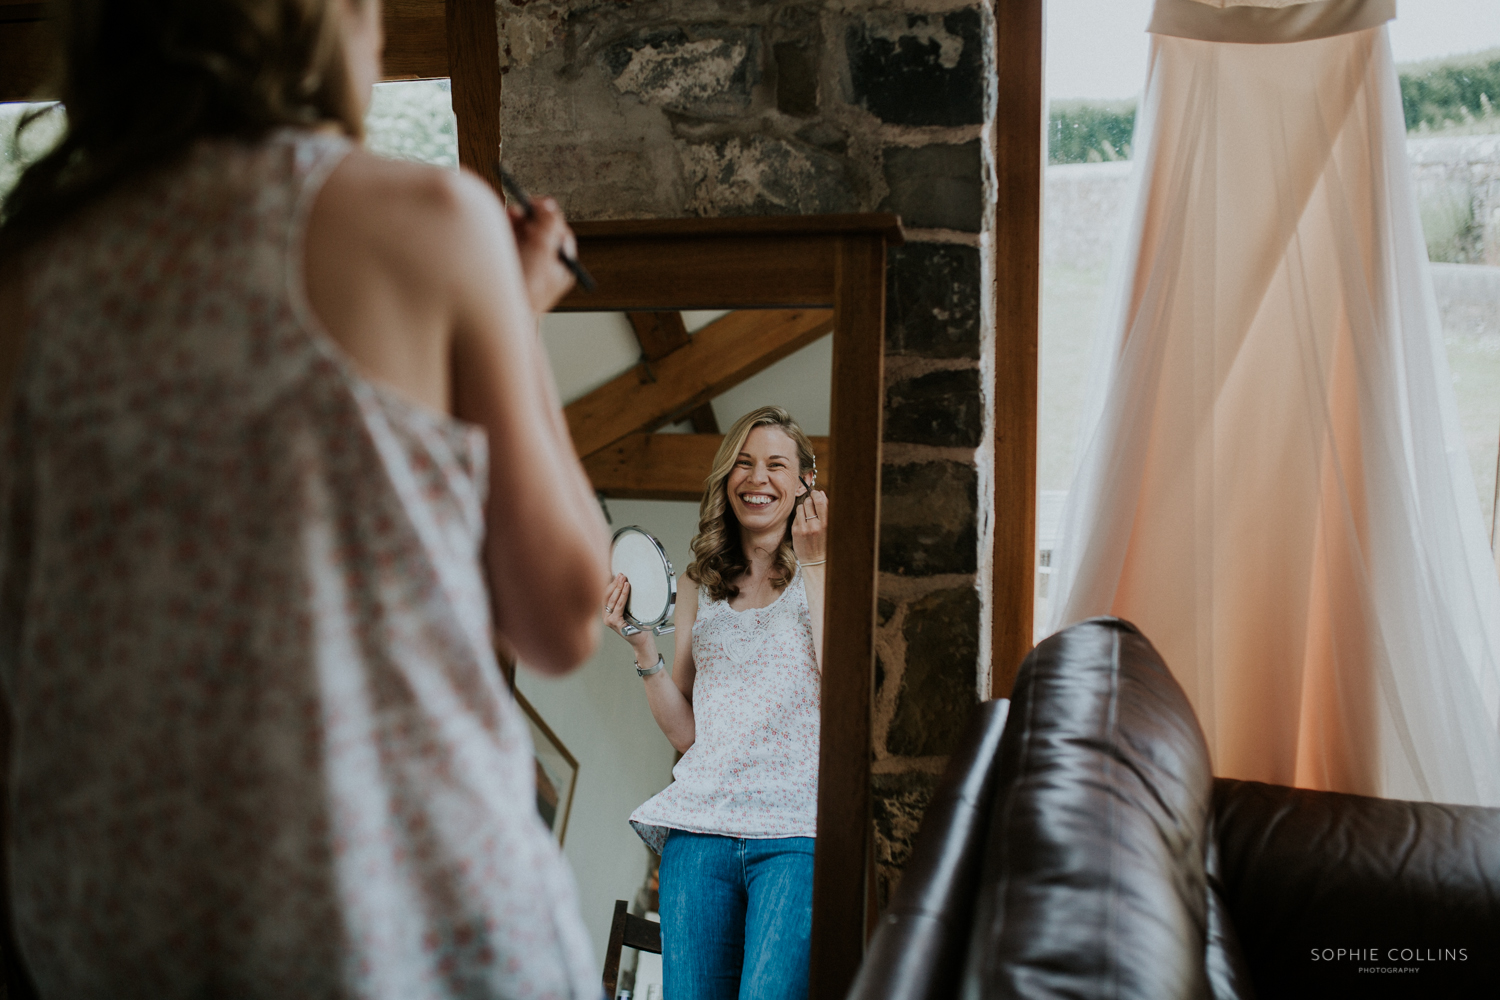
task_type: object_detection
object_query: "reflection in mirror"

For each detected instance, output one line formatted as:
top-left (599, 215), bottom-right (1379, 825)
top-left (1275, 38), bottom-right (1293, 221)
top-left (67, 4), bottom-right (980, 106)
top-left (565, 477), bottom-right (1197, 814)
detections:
top-left (514, 309), bottom-right (833, 996)
top-left (610, 527), bottom-right (677, 635)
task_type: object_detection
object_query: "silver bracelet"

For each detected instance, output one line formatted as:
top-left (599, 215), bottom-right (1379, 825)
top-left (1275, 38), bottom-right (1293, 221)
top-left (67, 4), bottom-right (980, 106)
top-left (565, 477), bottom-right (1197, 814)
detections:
top-left (635, 653), bottom-right (666, 679)
top-left (800, 559), bottom-right (827, 567)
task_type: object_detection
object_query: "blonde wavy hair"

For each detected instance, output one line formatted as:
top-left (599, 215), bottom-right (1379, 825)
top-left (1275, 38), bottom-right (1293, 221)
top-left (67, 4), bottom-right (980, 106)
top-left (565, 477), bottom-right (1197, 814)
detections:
top-left (686, 406), bottom-right (817, 603)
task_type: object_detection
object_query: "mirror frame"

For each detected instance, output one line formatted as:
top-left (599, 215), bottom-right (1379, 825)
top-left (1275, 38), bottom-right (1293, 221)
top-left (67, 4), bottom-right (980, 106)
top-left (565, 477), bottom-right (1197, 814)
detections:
top-left (556, 213), bottom-right (902, 996)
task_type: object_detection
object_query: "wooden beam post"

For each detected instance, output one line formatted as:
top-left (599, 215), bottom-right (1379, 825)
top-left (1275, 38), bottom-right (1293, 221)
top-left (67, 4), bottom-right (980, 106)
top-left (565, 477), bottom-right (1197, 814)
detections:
top-left (446, 0), bottom-right (503, 194)
top-left (989, 0), bottom-right (1044, 698)
top-left (382, 0), bottom-right (449, 80)
top-left (808, 234), bottom-right (886, 998)
top-left (0, 3), bottom-right (54, 103)
top-left (627, 311), bottom-right (691, 359)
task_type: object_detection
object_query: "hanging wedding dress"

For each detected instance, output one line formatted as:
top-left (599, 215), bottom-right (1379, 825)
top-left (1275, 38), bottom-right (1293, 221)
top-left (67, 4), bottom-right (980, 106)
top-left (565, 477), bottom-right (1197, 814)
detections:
top-left (1046, 0), bottom-right (1500, 806)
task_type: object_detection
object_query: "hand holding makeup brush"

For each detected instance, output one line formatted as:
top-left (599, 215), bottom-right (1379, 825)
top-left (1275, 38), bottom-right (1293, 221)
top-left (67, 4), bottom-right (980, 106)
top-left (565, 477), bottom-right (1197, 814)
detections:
top-left (499, 166), bottom-right (596, 306)
top-left (506, 193), bottom-right (579, 316)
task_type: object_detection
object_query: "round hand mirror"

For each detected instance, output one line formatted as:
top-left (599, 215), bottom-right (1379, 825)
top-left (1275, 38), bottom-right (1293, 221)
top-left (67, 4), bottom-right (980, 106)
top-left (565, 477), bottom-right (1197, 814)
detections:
top-left (610, 526), bottom-right (677, 636)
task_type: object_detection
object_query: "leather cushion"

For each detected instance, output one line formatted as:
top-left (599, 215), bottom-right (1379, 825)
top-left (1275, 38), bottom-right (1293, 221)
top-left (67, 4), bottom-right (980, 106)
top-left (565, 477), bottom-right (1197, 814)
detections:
top-left (1212, 777), bottom-right (1500, 998)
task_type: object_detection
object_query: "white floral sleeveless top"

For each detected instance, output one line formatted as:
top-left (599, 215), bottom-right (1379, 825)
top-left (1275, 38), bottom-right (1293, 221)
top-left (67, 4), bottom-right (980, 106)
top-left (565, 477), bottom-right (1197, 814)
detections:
top-left (0, 130), bottom-right (597, 999)
top-left (629, 571), bottom-right (820, 853)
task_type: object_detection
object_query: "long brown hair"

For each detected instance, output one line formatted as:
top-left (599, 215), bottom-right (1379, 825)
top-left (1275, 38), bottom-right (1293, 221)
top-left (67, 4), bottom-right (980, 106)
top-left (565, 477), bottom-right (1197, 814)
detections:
top-left (0, 0), bottom-right (367, 258)
top-left (686, 406), bottom-right (817, 603)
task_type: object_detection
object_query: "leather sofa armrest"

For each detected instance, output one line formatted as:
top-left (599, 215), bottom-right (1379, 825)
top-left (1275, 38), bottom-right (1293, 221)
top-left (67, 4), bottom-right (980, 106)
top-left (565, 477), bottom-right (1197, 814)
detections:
top-left (961, 618), bottom-right (1218, 1000)
top-left (1211, 778), bottom-right (1500, 997)
top-left (845, 698), bottom-right (1010, 1000)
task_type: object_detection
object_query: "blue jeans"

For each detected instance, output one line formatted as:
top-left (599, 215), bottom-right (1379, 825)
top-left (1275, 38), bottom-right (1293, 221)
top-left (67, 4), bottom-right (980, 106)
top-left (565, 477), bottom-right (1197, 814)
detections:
top-left (658, 831), bottom-right (815, 1000)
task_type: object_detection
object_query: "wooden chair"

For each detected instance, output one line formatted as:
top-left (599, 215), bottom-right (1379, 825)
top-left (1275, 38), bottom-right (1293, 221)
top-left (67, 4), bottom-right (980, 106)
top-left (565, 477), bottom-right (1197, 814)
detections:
top-left (601, 899), bottom-right (663, 999)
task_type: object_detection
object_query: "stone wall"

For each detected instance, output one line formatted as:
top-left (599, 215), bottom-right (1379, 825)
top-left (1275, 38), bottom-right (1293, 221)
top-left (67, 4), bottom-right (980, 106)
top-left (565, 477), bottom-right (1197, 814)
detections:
top-left (1409, 134), bottom-right (1500, 266)
top-left (496, 0), bottom-right (994, 906)
top-left (1047, 134), bottom-right (1500, 272)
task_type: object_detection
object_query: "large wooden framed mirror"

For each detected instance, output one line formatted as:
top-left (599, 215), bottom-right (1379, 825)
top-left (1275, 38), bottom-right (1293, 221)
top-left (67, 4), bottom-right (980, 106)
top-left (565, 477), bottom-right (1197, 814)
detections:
top-left (548, 215), bottom-right (901, 997)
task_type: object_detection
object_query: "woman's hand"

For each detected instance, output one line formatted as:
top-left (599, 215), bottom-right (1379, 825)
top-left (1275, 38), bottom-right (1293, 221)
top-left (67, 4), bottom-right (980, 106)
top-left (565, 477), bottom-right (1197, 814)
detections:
top-left (791, 489), bottom-right (828, 566)
top-left (508, 196), bottom-right (577, 316)
top-left (793, 490), bottom-right (828, 670)
top-left (604, 573), bottom-right (659, 662)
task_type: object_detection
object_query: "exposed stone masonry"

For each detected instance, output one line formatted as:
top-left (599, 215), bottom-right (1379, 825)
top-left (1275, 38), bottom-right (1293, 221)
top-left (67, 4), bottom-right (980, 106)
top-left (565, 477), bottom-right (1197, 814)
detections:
top-left (497, 0), bottom-right (994, 907)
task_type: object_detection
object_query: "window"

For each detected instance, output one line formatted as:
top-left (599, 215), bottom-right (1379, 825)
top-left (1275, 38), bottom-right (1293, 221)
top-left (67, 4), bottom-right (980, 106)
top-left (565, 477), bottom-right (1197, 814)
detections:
top-left (1037, 0), bottom-right (1152, 631)
top-left (0, 101), bottom-right (62, 203)
top-left (363, 79), bottom-right (458, 168)
top-left (1038, 1), bottom-right (1500, 634)
top-left (0, 79), bottom-right (455, 210)
top-left (1402, 43), bottom-right (1500, 536)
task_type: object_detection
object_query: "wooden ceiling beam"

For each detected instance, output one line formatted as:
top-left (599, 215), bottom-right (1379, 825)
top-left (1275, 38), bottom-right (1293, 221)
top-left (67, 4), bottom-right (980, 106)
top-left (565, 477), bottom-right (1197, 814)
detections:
top-left (584, 433), bottom-right (831, 502)
top-left (627, 311), bottom-right (690, 359)
top-left (683, 402), bottom-right (721, 435)
top-left (566, 307), bottom-right (834, 460)
top-left (626, 311), bottom-right (721, 434)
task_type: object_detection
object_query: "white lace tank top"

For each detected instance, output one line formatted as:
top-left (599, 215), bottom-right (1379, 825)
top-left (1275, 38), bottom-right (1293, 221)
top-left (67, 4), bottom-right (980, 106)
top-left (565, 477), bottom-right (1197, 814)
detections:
top-left (629, 570), bottom-right (820, 853)
top-left (0, 130), bottom-right (596, 999)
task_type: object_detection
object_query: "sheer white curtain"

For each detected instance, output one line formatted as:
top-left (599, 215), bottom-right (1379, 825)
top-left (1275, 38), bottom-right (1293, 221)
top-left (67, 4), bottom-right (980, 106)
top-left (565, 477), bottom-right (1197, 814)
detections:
top-left (1047, 0), bottom-right (1500, 806)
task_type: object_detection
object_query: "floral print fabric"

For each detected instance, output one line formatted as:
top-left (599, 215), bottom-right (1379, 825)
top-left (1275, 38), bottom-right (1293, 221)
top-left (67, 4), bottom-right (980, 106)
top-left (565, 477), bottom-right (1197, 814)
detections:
top-left (0, 130), bottom-right (597, 999)
top-left (629, 571), bottom-right (820, 854)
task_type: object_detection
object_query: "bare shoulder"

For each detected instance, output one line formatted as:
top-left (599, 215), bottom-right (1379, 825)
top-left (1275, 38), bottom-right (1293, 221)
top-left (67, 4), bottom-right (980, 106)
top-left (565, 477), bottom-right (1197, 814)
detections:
top-left (323, 149), bottom-right (499, 220)
top-left (314, 149), bottom-right (508, 271)
top-left (303, 151), bottom-right (523, 409)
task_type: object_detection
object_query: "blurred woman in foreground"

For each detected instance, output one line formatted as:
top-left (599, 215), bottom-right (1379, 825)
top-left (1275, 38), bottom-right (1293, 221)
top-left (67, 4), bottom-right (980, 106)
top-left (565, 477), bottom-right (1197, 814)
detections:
top-left (0, 1), bottom-right (609, 995)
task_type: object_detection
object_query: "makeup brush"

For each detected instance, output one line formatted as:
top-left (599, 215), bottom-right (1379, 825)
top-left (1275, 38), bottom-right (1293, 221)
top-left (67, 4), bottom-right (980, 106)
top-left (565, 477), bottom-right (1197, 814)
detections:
top-left (496, 165), bottom-right (596, 293)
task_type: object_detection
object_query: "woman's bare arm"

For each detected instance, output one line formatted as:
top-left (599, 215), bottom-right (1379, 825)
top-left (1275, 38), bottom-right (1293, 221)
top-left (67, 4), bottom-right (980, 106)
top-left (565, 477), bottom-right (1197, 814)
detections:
top-left (647, 584), bottom-right (699, 751)
top-left (803, 565), bottom-right (825, 671)
top-left (792, 490), bottom-right (828, 670)
top-left (444, 176), bottom-right (609, 674)
top-left (605, 575), bottom-right (698, 752)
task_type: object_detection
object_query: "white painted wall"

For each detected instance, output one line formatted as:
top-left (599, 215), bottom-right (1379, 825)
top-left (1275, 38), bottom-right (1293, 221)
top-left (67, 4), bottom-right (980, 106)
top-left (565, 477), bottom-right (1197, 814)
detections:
top-left (714, 334), bottom-right (832, 437)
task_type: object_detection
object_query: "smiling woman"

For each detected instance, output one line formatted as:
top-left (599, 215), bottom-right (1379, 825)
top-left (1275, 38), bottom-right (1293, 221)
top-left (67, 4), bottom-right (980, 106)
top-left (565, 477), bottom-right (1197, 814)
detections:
top-left (601, 405), bottom-right (828, 1000)
top-left (690, 410), bottom-right (820, 612)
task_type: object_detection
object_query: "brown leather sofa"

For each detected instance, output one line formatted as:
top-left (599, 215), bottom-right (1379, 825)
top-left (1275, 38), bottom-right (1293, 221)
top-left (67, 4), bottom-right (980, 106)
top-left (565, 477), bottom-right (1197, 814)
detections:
top-left (849, 617), bottom-right (1500, 1000)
